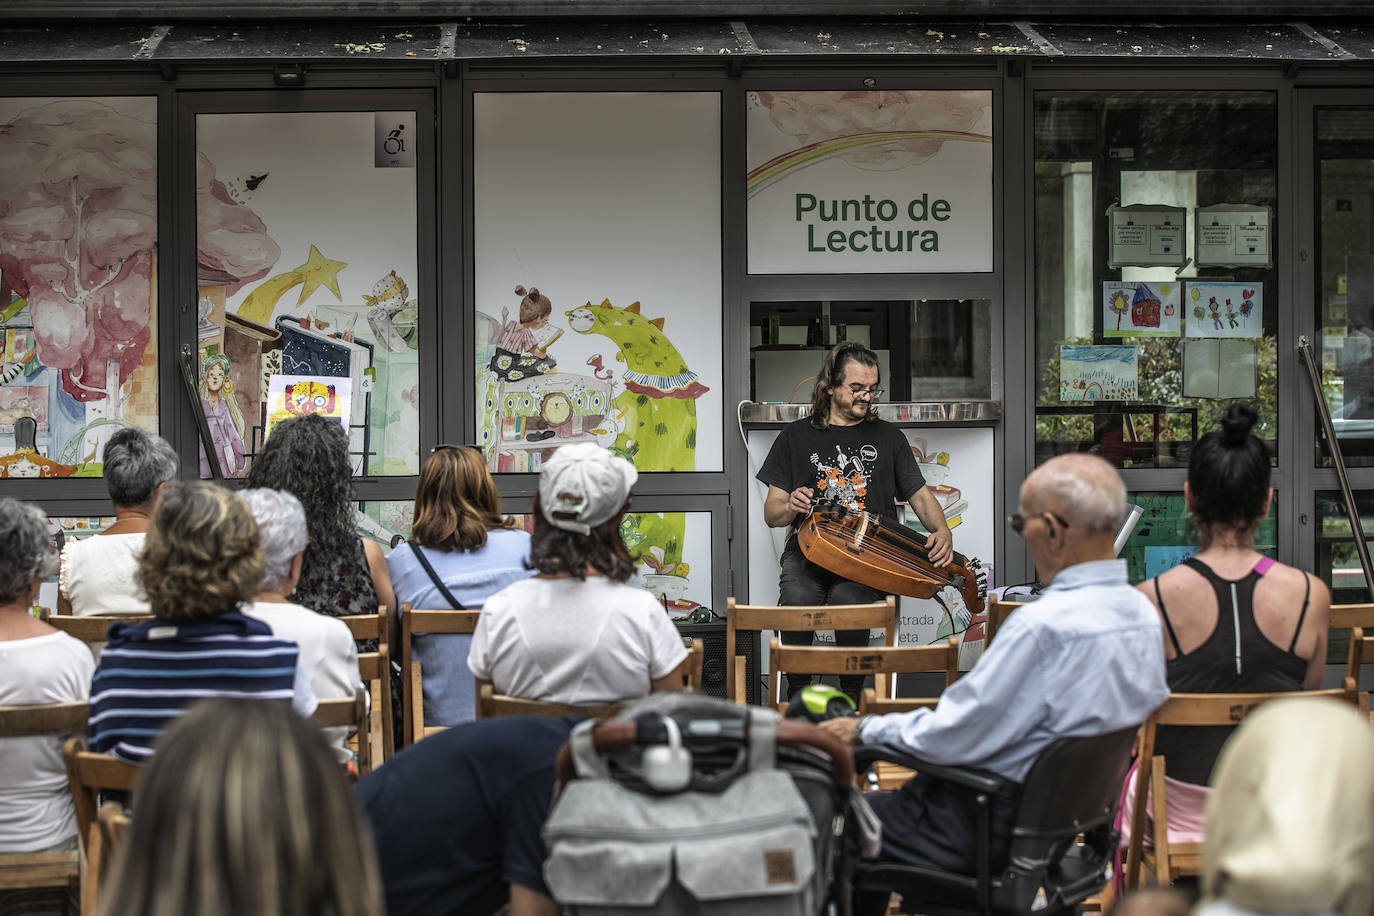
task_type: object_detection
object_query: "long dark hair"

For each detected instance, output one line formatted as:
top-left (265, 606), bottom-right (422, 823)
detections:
top-left (809, 341), bottom-right (880, 430)
top-left (528, 494), bottom-right (634, 582)
top-left (245, 415), bottom-right (356, 584)
top-left (410, 447), bottom-right (518, 553)
top-left (1188, 403), bottom-right (1271, 543)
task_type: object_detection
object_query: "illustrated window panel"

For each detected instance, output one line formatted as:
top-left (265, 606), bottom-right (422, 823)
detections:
top-left (1033, 91), bottom-right (1278, 469)
top-left (195, 111), bottom-right (420, 479)
top-left (1119, 490), bottom-right (1277, 586)
top-left (473, 92), bottom-right (723, 474)
top-left (0, 97), bottom-right (158, 479)
top-left (1315, 491), bottom-right (1372, 664)
top-left (746, 90), bottom-right (994, 274)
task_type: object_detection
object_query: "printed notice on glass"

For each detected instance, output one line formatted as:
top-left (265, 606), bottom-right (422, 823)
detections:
top-left (1195, 204), bottom-right (1271, 268)
top-left (1107, 204), bottom-right (1188, 268)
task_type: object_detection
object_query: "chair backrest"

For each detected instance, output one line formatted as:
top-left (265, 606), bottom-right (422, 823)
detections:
top-left (1012, 725), bottom-right (1138, 837)
top-left (725, 596), bottom-right (897, 703)
top-left (767, 636), bottom-right (958, 708)
top-left (1330, 603), bottom-right (1374, 631)
top-left (857, 688), bottom-right (938, 715)
top-left (679, 638), bottom-right (704, 692)
top-left (46, 615), bottom-right (152, 644)
top-left (62, 740), bottom-right (140, 861)
top-left (983, 597), bottom-right (1026, 648)
top-left (340, 606), bottom-right (388, 643)
top-left (0, 702), bottom-right (89, 738)
top-left (476, 683), bottom-right (625, 721)
top-left (400, 604), bottom-right (482, 745)
top-left (1346, 627), bottom-right (1374, 697)
top-left (85, 801), bottom-right (131, 916)
top-left (308, 687), bottom-right (371, 773)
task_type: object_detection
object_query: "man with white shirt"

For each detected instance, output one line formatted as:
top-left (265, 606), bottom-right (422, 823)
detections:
top-left (821, 453), bottom-right (1169, 891)
top-left (240, 488), bottom-right (363, 763)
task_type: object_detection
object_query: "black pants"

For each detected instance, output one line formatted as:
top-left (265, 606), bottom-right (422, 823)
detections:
top-left (855, 773), bottom-right (1018, 915)
top-left (778, 539), bottom-right (884, 702)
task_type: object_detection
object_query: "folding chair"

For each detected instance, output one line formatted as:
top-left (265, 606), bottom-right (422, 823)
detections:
top-left (983, 597), bottom-right (1026, 648)
top-left (1329, 602), bottom-right (1374, 631)
top-left (1346, 627), bottom-right (1374, 719)
top-left (766, 636), bottom-right (958, 711)
top-left (0, 702), bottom-right (89, 901)
top-left (309, 688), bottom-right (372, 774)
top-left (400, 604), bottom-right (482, 745)
top-left (725, 596), bottom-right (897, 705)
top-left (340, 608), bottom-right (393, 761)
top-left (1124, 679), bottom-right (1360, 891)
top-left (476, 684), bottom-right (625, 720)
top-left (62, 740), bottom-right (141, 916)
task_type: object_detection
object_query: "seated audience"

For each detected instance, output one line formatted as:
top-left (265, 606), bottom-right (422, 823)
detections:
top-left (359, 716), bottom-right (571, 916)
top-left (1133, 404), bottom-right (1329, 845)
top-left (819, 454), bottom-right (1169, 908)
top-left (387, 444), bottom-right (532, 725)
top-left (240, 487), bottom-right (363, 763)
top-left (0, 498), bottom-right (94, 855)
top-left (468, 442), bottom-right (685, 704)
top-left (98, 698), bottom-right (384, 916)
top-left (245, 414), bottom-right (396, 627)
top-left (1197, 696), bottom-right (1374, 916)
top-left (58, 426), bottom-right (178, 616)
top-left (88, 482), bottom-right (315, 763)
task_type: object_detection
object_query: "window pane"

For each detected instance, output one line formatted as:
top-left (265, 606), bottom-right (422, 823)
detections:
top-left (0, 97), bottom-right (158, 479)
top-left (195, 110), bottom-right (420, 478)
top-left (1315, 490), bottom-right (1373, 663)
top-left (1034, 91), bottom-right (1278, 468)
top-left (1120, 490), bottom-right (1277, 586)
top-left (1316, 109), bottom-right (1374, 467)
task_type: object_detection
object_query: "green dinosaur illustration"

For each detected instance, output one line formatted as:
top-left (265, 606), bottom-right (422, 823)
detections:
top-left (565, 298), bottom-right (707, 473)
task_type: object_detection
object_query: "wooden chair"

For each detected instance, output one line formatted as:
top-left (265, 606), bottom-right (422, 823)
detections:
top-left (400, 605), bottom-right (482, 745)
top-left (1123, 679), bottom-right (1360, 891)
top-left (680, 638), bottom-right (704, 692)
top-left (725, 596), bottom-right (898, 705)
top-left (341, 608), bottom-right (393, 762)
top-left (857, 688), bottom-right (943, 793)
top-left (983, 596), bottom-right (1027, 648)
top-left (84, 802), bottom-right (130, 916)
top-left (62, 740), bottom-right (141, 916)
top-left (0, 702), bottom-right (89, 901)
top-left (766, 636), bottom-right (959, 710)
top-left (45, 615), bottom-right (152, 646)
top-left (1329, 602), bottom-right (1374, 631)
top-left (1346, 627), bottom-right (1374, 719)
top-left (476, 684), bottom-right (625, 721)
top-left (309, 688), bottom-right (372, 774)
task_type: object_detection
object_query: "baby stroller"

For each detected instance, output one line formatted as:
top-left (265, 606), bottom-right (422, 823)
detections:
top-left (542, 693), bottom-right (878, 916)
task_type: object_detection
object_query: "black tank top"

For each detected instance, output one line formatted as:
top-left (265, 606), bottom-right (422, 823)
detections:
top-left (1153, 556), bottom-right (1310, 785)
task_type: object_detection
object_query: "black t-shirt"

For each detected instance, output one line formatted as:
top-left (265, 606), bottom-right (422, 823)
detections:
top-left (358, 716), bottom-right (579, 916)
top-left (756, 417), bottom-right (925, 526)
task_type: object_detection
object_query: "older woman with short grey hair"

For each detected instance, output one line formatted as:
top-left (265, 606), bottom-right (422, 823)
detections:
top-left (239, 488), bottom-right (363, 764)
top-left (0, 497), bottom-right (95, 855)
top-left (58, 426), bottom-right (179, 616)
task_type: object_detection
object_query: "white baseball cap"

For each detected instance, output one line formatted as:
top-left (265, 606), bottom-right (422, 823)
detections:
top-left (538, 443), bottom-right (638, 535)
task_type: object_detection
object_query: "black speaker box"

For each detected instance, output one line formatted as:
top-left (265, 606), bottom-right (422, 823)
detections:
top-left (674, 621), bottom-right (759, 705)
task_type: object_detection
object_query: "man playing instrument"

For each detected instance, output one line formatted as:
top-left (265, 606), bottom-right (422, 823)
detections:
top-left (819, 454), bottom-right (1169, 913)
top-left (758, 342), bottom-right (954, 702)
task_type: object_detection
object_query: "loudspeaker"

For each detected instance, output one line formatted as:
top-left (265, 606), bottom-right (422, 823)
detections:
top-left (675, 621), bottom-right (759, 705)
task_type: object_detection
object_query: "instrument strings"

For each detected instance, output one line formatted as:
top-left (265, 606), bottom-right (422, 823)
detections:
top-left (818, 510), bottom-right (963, 591)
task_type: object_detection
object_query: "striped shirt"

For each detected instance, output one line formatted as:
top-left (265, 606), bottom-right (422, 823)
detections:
top-left (88, 610), bottom-right (315, 763)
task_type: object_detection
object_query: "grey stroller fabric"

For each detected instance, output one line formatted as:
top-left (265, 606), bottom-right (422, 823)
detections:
top-left (542, 693), bottom-right (848, 915)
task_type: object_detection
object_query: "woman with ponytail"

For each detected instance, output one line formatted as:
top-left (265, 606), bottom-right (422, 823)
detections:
top-left (1127, 404), bottom-right (1330, 854)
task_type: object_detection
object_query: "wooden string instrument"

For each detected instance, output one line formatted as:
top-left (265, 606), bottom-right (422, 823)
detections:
top-left (797, 499), bottom-right (988, 613)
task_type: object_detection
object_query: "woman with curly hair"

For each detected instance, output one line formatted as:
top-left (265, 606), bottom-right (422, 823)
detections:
top-left (88, 482), bottom-right (315, 763)
top-left (246, 414), bottom-right (396, 625)
top-left (99, 698), bottom-right (383, 916)
top-left (388, 444), bottom-right (532, 725)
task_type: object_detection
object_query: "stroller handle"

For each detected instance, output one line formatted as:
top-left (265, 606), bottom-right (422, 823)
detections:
top-left (555, 718), bottom-right (855, 789)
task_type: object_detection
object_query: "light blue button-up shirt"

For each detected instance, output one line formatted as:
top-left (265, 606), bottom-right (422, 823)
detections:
top-left (859, 559), bottom-right (1170, 782)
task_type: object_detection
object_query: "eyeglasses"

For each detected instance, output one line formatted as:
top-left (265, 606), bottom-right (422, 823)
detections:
top-left (846, 385), bottom-right (885, 400)
top-left (1008, 511), bottom-right (1071, 536)
top-left (430, 443), bottom-right (484, 455)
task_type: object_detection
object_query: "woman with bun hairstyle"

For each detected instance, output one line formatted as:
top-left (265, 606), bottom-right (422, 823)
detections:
top-left (1128, 404), bottom-right (1330, 854)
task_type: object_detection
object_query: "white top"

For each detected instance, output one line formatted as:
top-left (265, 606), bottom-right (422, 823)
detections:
top-left (59, 533), bottom-right (150, 616)
top-left (0, 631), bottom-right (95, 852)
top-left (469, 576), bottom-right (687, 705)
top-left (242, 601), bottom-right (363, 762)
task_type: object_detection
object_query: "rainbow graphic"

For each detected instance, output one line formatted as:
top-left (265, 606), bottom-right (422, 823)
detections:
top-left (746, 129), bottom-right (993, 198)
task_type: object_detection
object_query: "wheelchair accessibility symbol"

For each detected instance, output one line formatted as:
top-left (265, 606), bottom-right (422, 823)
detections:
top-left (384, 124), bottom-right (406, 154)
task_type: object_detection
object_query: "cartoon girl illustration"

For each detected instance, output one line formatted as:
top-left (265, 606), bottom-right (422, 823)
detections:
top-left (198, 353), bottom-right (247, 478)
top-left (1208, 296), bottom-right (1224, 331)
top-left (487, 285), bottom-right (561, 382)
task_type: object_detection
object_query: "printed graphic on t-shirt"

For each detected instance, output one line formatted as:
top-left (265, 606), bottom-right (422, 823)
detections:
top-left (810, 443), bottom-right (878, 514)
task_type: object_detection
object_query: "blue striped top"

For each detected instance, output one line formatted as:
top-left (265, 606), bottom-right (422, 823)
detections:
top-left (88, 609), bottom-right (303, 763)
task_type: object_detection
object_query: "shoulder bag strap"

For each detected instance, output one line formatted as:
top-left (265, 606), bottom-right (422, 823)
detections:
top-left (407, 542), bottom-right (466, 610)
